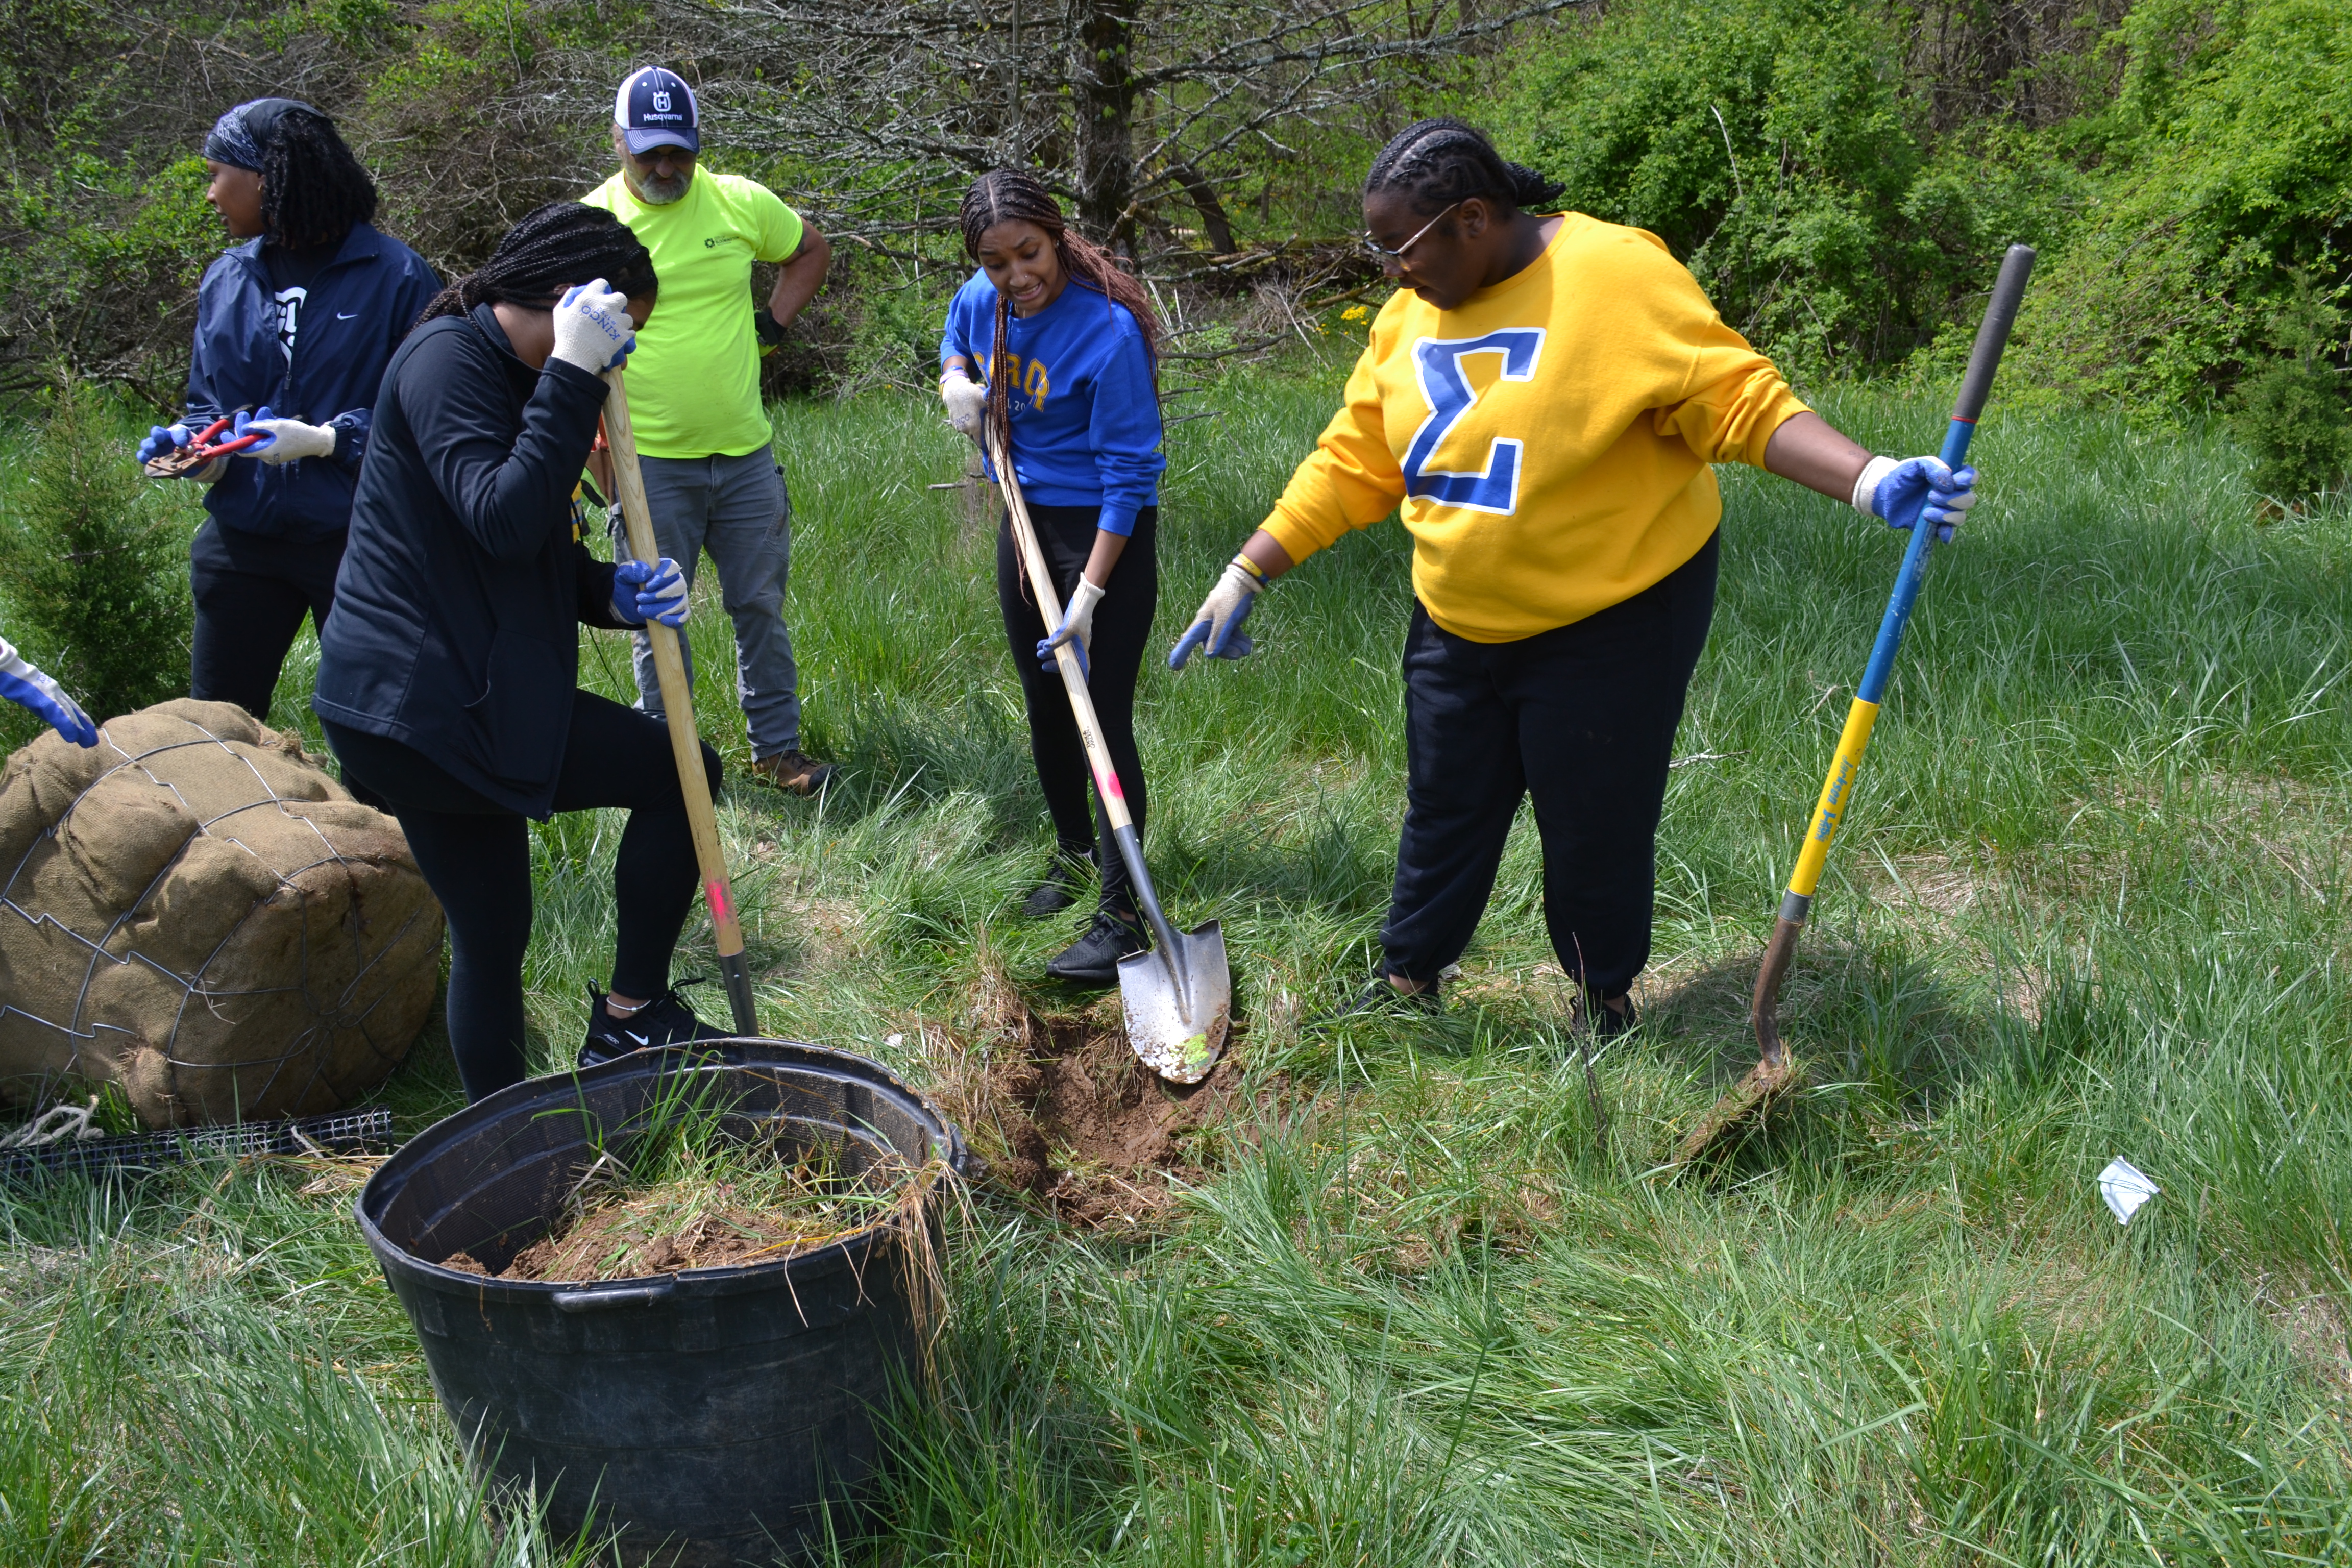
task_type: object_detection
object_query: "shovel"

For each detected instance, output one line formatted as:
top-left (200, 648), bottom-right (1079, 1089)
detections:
top-left (987, 427), bottom-right (1229, 1084)
top-left (600, 366), bottom-right (761, 1037)
top-left (1675, 243), bottom-right (2037, 1169)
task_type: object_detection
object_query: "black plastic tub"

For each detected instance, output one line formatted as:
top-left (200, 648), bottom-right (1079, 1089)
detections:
top-left (356, 1039), bottom-right (969, 1565)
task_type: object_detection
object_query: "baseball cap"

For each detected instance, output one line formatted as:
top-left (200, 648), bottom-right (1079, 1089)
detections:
top-left (615, 67), bottom-right (699, 155)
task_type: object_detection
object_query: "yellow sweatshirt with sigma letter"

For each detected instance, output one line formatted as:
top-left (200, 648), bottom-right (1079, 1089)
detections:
top-left (1263, 213), bottom-right (1809, 643)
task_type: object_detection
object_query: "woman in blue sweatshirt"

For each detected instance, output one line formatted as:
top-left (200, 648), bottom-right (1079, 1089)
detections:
top-left (939, 169), bottom-right (1168, 984)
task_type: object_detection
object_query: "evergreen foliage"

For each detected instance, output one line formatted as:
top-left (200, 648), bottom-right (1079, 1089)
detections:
top-left (0, 385), bottom-right (192, 733)
top-left (2230, 275), bottom-right (2352, 503)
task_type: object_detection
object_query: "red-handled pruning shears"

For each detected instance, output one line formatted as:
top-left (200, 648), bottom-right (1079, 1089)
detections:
top-left (143, 409), bottom-right (265, 477)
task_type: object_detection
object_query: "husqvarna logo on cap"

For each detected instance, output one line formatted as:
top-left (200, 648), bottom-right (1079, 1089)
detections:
top-left (616, 66), bottom-right (700, 155)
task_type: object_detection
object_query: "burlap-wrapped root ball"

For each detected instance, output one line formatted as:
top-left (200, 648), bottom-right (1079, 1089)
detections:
top-left (0, 699), bottom-right (444, 1126)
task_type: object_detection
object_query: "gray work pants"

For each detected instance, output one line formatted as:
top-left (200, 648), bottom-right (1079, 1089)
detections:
top-left (622, 445), bottom-right (802, 758)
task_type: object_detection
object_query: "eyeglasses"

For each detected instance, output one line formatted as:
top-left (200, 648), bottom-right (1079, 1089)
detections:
top-left (1360, 202), bottom-right (1461, 265)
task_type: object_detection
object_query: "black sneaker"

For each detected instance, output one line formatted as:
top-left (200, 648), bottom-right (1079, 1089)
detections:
top-left (1584, 993), bottom-right (1639, 1040)
top-left (1306, 976), bottom-right (1441, 1032)
top-left (579, 981), bottom-right (728, 1068)
top-left (1044, 909), bottom-right (1148, 986)
top-left (1020, 849), bottom-right (1094, 919)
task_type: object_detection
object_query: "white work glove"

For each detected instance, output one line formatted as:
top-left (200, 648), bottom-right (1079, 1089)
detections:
top-left (1852, 455), bottom-right (1978, 544)
top-left (1036, 575), bottom-right (1105, 675)
top-left (941, 371), bottom-right (987, 443)
top-left (550, 280), bottom-right (636, 375)
top-left (1167, 555), bottom-right (1267, 668)
top-left (232, 407), bottom-right (338, 464)
top-left (0, 635), bottom-right (97, 747)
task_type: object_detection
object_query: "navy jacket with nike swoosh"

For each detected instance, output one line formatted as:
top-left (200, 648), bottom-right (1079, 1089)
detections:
top-left (182, 222), bottom-right (440, 543)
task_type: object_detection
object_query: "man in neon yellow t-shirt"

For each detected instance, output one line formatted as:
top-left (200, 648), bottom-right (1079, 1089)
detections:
top-left (584, 66), bottom-right (836, 794)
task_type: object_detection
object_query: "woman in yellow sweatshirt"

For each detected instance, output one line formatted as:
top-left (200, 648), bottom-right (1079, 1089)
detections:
top-left (1169, 118), bottom-right (1977, 1031)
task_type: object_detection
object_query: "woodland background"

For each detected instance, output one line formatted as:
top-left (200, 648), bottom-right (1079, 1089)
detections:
top-left (0, 0), bottom-right (2344, 469)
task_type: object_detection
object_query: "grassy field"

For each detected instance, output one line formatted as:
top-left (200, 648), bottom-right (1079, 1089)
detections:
top-left (4, 361), bottom-right (2350, 1564)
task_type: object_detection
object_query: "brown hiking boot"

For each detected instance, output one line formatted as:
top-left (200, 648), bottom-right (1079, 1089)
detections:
top-left (750, 749), bottom-right (837, 796)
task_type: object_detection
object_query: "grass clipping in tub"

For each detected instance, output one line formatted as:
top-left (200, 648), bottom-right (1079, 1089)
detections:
top-left (446, 1084), bottom-right (924, 1283)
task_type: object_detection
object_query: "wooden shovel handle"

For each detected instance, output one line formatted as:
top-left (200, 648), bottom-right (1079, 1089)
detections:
top-left (987, 427), bottom-right (1136, 834)
top-left (601, 369), bottom-right (748, 969)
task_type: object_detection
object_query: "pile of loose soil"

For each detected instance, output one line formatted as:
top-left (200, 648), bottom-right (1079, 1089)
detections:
top-left (442, 1150), bottom-right (916, 1283)
top-left (947, 983), bottom-right (1279, 1229)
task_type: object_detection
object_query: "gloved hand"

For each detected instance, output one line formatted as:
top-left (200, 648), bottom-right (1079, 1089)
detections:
top-left (232, 406), bottom-right (338, 464)
top-left (1168, 555), bottom-right (1267, 669)
top-left (613, 557), bottom-right (689, 627)
top-left (1037, 575), bottom-right (1105, 676)
top-left (755, 307), bottom-right (788, 357)
top-left (941, 371), bottom-right (987, 444)
top-left (1853, 455), bottom-right (1978, 543)
top-left (0, 637), bottom-right (97, 748)
top-left (138, 423), bottom-right (194, 464)
top-left (550, 280), bottom-right (636, 375)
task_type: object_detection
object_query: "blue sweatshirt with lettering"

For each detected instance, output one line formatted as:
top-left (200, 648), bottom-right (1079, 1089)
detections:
top-left (939, 271), bottom-right (1164, 535)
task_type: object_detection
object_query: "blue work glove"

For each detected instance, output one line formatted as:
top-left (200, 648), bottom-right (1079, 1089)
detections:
top-left (138, 423), bottom-right (193, 464)
top-left (613, 557), bottom-right (689, 627)
top-left (1168, 555), bottom-right (1265, 669)
top-left (1037, 576), bottom-right (1104, 676)
top-left (1854, 456), bottom-right (1978, 543)
top-left (0, 636), bottom-right (97, 747)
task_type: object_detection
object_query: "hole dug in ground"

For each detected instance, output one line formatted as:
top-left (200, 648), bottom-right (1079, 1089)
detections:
top-left (933, 971), bottom-right (1280, 1230)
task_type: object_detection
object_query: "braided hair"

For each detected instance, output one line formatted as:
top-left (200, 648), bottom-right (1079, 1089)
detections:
top-left (417, 203), bottom-right (658, 326)
top-left (1363, 118), bottom-right (1566, 219)
top-left (258, 107), bottom-right (379, 250)
top-left (957, 169), bottom-right (1161, 450)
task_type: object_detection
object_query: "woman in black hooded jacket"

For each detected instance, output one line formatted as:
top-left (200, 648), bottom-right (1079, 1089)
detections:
top-left (314, 202), bottom-right (722, 1101)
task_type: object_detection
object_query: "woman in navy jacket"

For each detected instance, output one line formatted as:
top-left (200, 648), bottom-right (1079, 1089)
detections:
top-left (137, 99), bottom-right (438, 721)
top-left (315, 203), bottom-right (721, 1101)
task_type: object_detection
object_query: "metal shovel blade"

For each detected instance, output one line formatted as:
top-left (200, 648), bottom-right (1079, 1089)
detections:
top-left (1117, 920), bottom-right (1230, 1084)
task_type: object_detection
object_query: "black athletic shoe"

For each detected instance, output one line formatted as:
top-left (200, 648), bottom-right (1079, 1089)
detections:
top-left (1044, 909), bottom-right (1148, 986)
top-left (1020, 850), bottom-right (1094, 919)
top-left (1584, 994), bottom-right (1639, 1041)
top-left (1306, 976), bottom-right (1442, 1032)
top-left (579, 981), bottom-right (728, 1068)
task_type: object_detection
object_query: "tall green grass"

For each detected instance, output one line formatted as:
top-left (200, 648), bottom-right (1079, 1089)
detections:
top-left (1, 365), bottom-right (2346, 1562)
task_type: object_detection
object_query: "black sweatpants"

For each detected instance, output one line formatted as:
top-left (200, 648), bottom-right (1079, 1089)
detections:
top-left (190, 520), bottom-right (347, 720)
top-left (322, 691), bottom-right (722, 1101)
top-left (1381, 531), bottom-right (1719, 999)
top-left (997, 503), bottom-right (1157, 918)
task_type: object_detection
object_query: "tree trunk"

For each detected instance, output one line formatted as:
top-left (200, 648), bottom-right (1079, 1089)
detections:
top-left (1069, 0), bottom-right (1138, 251)
top-left (1166, 162), bottom-right (1236, 255)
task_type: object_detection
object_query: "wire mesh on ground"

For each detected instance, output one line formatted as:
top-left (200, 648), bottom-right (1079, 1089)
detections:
top-left (0, 700), bottom-right (442, 1125)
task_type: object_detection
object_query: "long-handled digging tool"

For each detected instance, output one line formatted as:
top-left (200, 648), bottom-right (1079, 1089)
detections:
top-left (1675, 242), bottom-right (2037, 1169)
top-left (987, 427), bottom-right (1230, 1084)
top-left (602, 367), bottom-right (760, 1037)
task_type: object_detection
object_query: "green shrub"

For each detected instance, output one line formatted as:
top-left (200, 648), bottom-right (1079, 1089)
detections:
top-left (2230, 276), bottom-right (2352, 503)
top-left (0, 384), bottom-right (193, 734)
top-left (2008, 0), bottom-right (2352, 408)
top-left (1491, 0), bottom-right (2084, 377)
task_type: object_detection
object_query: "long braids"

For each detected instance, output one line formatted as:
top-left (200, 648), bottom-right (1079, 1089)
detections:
top-left (957, 169), bottom-right (1161, 452)
top-left (1363, 118), bottom-right (1566, 217)
top-left (258, 108), bottom-right (378, 250)
top-left (417, 202), bottom-right (659, 327)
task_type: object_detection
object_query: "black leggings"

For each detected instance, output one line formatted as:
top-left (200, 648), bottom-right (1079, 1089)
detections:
top-left (322, 691), bottom-right (722, 1100)
top-left (189, 520), bottom-right (346, 721)
top-left (997, 504), bottom-right (1157, 917)
top-left (1381, 531), bottom-right (1719, 999)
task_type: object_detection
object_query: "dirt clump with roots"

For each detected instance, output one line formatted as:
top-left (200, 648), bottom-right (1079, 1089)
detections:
top-left (928, 969), bottom-right (1279, 1229)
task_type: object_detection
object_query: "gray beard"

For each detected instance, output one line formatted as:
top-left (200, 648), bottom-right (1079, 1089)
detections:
top-left (634, 172), bottom-right (689, 205)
